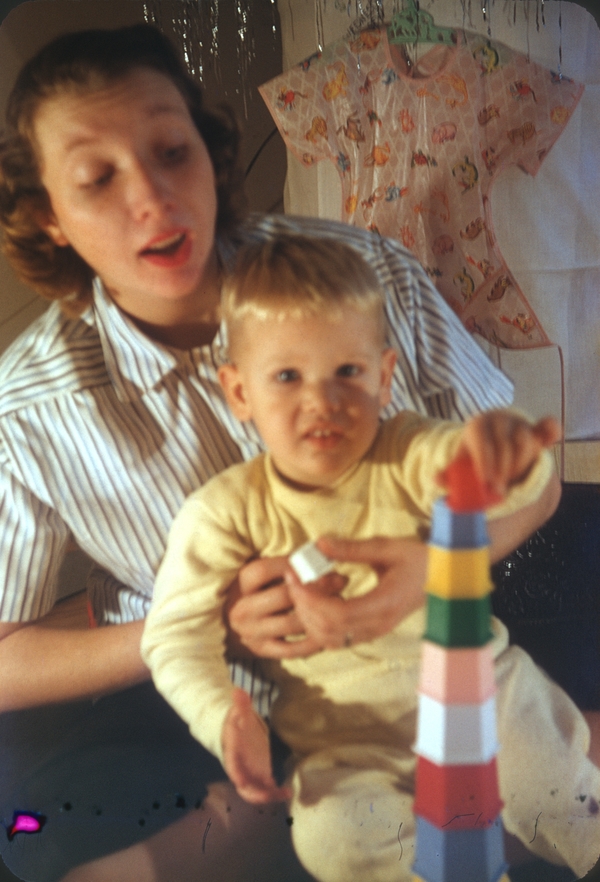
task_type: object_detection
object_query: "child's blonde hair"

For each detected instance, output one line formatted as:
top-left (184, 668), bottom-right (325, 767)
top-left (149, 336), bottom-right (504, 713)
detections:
top-left (221, 234), bottom-right (387, 353)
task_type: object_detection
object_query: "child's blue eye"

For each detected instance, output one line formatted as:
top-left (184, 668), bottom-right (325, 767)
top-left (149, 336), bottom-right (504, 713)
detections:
top-left (337, 364), bottom-right (360, 378)
top-left (276, 369), bottom-right (300, 383)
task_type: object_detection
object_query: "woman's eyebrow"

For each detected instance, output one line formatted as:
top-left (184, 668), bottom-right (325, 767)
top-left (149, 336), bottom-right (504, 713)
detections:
top-left (143, 101), bottom-right (189, 120)
top-left (62, 104), bottom-right (188, 154)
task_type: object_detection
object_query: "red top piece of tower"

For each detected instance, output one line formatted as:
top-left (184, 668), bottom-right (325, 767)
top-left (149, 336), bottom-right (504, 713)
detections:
top-left (444, 452), bottom-right (502, 513)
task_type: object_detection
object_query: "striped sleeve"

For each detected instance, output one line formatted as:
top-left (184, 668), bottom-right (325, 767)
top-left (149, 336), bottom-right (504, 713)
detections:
top-left (0, 440), bottom-right (71, 621)
top-left (86, 565), bottom-right (150, 625)
top-left (378, 235), bottom-right (514, 421)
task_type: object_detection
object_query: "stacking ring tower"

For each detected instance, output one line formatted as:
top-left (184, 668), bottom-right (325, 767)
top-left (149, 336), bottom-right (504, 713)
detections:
top-left (412, 454), bottom-right (511, 882)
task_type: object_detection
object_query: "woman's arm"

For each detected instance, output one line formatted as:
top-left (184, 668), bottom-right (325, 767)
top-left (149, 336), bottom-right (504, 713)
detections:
top-left (0, 594), bottom-right (149, 713)
top-left (486, 468), bottom-right (561, 562)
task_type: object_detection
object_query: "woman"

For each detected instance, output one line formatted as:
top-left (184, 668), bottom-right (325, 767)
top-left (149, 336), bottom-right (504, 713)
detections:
top-left (0, 23), bottom-right (520, 882)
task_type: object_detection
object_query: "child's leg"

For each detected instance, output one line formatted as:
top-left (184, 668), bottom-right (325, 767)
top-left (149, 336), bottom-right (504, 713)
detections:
top-left (495, 645), bottom-right (600, 878)
top-left (583, 710), bottom-right (600, 767)
top-left (289, 745), bottom-right (416, 882)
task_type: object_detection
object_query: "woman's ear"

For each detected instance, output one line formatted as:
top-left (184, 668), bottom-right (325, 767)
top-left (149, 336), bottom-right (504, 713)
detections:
top-left (379, 347), bottom-right (397, 408)
top-left (35, 210), bottom-right (70, 247)
top-left (217, 364), bottom-right (253, 421)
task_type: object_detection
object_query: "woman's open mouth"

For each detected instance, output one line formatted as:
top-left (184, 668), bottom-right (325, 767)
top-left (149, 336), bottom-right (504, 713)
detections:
top-left (139, 231), bottom-right (192, 268)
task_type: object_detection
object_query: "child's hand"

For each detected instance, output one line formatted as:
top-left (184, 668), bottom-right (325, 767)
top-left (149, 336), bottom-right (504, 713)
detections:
top-left (441, 411), bottom-right (561, 499)
top-left (222, 688), bottom-right (292, 805)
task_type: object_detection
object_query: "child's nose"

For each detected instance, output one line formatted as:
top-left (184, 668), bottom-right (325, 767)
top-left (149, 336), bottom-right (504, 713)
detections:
top-left (303, 380), bottom-right (341, 413)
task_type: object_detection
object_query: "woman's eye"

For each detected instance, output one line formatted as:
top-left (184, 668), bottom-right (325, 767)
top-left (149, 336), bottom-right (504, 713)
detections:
top-left (337, 364), bottom-right (360, 378)
top-left (276, 369), bottom-right (299, 383)
top-left (162, 144), bottom-right (188, 164)
top-left (94, 170), bottom-right (113, 187)
top-left (80, 168), bottom-right (113, 190)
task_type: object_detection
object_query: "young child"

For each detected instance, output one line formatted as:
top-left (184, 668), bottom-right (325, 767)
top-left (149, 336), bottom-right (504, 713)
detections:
top-left (141, 235), bottom-right (600, 881)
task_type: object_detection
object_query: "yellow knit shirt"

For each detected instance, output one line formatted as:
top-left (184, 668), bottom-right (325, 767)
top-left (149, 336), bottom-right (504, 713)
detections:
top-left (141, 412), bottom-right (553, 763)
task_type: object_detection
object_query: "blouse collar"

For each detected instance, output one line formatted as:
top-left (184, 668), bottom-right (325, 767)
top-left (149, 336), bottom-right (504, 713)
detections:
top-left (90, 276), bottom-right (228, 403)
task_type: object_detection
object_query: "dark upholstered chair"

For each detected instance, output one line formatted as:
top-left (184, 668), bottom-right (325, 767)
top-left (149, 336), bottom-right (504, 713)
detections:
top-left (492, 482), bottom-right (600, 712)
top-left (492, 483), bottom-right (600, 882)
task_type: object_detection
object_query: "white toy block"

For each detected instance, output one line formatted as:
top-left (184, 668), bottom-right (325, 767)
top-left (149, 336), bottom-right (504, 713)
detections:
top-left (289, 541), bottom-right (335, 584)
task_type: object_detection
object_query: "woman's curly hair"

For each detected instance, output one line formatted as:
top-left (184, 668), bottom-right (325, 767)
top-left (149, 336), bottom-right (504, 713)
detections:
top-left (0, 24), bottom-right (247, 314)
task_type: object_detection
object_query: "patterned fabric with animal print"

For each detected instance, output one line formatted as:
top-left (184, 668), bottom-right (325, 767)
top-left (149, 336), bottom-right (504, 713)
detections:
top-left (259, 28), bottom-right (583, 348)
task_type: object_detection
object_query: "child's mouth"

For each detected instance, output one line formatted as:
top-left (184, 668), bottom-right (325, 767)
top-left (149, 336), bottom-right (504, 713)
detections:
top-left (304, 427), bottom-right (344, 448)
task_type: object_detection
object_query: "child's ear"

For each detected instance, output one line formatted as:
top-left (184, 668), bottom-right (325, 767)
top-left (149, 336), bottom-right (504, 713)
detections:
top-left (217, 364), bottom-right (253, 421)
top-left (379, 347), bottom-right (397, 408)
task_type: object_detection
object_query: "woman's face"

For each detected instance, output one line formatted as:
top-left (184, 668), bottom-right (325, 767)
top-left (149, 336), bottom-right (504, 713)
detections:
top-left (33, 67), bottom-right (219, 324)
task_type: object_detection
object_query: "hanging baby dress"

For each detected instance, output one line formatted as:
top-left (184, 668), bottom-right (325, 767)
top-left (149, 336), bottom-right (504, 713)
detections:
top-left (260, 27), bottom-right (583, 349)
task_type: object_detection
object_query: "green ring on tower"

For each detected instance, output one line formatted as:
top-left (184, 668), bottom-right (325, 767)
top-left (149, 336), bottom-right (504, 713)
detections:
top-left (424, 594), bottom-right (494, 647)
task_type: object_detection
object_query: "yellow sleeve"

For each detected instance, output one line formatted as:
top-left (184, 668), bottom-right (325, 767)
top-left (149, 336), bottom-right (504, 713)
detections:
top-left (376, 412), bottom-right (465, 517)
top-left (377, 412), bottom-right (556, 521)
top-left (141, 465), bottom-right (258, 764)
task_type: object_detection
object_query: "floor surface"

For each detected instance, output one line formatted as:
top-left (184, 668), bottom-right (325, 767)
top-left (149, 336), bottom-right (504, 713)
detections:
top-left (0, 861), bottom-right (22, 882)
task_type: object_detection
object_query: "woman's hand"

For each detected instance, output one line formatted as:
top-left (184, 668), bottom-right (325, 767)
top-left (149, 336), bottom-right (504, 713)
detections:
top-left (225, 537), bottom-right (428, 659)
top-left (286, 536), bottom-right (428, 650)
top-left (224, 555), bottom-right (346, 659)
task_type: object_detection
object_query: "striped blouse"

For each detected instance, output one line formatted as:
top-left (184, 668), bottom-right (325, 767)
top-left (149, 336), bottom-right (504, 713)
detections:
top-left (0, 213), bottom-right (512, 629)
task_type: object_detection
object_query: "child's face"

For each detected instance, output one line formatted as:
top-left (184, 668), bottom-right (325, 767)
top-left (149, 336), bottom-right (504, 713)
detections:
top-left (219, 305), bottom-right (396, 488)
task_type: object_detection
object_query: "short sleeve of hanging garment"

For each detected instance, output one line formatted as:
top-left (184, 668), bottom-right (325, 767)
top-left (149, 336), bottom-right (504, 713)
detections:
top-left (259, 28), bottom-right (584, 349)
top-left (259, 27), bottom-right (583, 183)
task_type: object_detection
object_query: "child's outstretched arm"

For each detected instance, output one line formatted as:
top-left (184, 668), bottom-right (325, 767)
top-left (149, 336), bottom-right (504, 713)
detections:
top-left (440, 411), bottom-right (562, 562)
top-left (221, 688), bottom-right (292, 805)
top-left (441, 411), bottom-right (562, 498)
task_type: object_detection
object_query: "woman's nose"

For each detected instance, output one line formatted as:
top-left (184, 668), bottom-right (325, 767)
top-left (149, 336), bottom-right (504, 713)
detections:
top-left (127, 161), bottom-right (171, 218)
